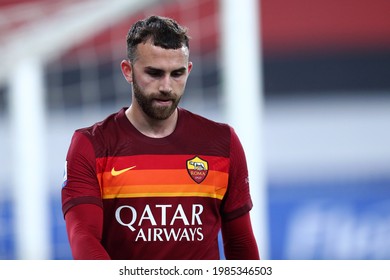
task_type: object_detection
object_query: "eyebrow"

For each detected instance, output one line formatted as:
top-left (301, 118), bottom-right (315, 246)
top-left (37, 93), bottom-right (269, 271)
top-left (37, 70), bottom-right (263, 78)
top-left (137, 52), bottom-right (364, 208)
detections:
top-left (145, 66), bottom-right (187, 73)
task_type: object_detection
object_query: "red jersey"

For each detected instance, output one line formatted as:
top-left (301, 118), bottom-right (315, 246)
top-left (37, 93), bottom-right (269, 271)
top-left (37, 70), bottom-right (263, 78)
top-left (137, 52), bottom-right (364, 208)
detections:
top-left (61, 107), bottom-right (253, 259)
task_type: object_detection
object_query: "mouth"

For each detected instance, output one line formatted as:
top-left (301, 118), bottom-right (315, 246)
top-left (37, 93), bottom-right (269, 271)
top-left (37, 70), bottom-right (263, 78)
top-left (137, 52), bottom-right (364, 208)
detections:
top-left (153, 98), bottom-right (173, 106)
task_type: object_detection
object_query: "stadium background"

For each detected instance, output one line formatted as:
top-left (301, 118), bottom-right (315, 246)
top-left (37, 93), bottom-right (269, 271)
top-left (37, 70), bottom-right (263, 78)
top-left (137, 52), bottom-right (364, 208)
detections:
top-left (0, 0), bottom-right (390, 259)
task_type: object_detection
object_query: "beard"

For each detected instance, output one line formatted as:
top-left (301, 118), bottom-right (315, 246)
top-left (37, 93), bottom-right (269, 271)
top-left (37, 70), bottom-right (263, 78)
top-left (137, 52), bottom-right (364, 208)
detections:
top-left (132, 76), bottom-right (181, 120)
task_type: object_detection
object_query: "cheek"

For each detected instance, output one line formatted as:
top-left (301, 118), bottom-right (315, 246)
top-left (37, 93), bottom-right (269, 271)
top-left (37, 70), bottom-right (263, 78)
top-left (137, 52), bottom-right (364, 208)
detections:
top-left (174, 78), bottom-right (189, 90)
top-left (134, 76), bottom-right (154, 91)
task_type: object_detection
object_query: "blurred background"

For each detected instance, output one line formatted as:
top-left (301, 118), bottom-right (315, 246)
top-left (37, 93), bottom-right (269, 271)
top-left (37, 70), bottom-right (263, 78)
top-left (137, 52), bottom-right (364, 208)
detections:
top-left (0, 0), bottom-right (390, 260)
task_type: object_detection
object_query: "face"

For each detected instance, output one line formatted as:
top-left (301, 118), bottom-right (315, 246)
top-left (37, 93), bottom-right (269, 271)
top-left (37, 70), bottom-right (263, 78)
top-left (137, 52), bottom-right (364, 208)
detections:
top-left (121, 41), bottom-right (192, 120)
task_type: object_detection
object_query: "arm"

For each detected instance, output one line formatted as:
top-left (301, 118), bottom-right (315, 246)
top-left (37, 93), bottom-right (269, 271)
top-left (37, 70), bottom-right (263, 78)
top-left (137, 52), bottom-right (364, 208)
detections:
top-left (65, 203), bottom-right (111, 260)
top-left (62, 132), bottom-right (109, 259)
top-left (221, 212), bottom-right (260, 260)
top-left (221, 128), bottom-right (260, 259)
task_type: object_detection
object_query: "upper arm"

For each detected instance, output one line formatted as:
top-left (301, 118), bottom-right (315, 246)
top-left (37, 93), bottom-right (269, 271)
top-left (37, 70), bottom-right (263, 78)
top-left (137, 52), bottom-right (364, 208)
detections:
top-left (62, 131), bottom-right (102, 216)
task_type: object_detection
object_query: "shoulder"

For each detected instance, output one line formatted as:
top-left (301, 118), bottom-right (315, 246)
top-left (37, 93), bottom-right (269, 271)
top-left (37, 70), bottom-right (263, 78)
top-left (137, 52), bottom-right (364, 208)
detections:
top-left (178, 107), bottom-right (232, 133)
top-left (177, 108), bottom-right (234, 156)
top-left (71, 108), bottom-right (127, 156)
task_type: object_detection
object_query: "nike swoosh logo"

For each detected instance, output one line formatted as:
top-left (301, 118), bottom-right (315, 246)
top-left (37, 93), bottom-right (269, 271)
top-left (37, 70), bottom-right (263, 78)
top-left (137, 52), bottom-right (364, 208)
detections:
top-left (111, 166), bottom-right (136, 176)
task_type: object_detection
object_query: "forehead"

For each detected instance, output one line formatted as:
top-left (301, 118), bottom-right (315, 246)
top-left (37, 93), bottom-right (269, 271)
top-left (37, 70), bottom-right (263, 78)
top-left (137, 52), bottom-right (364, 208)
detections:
top-left (134, 41), bottom-right (189, 69)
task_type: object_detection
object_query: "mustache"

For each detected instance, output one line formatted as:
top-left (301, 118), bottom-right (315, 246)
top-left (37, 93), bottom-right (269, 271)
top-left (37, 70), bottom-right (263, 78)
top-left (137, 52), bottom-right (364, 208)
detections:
top-left (150, 91), bottom-right (176, 99)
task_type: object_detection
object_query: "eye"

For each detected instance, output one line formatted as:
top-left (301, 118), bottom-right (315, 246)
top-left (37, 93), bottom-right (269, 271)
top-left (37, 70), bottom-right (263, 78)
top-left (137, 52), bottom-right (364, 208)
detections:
top-left (146, 69), bottom-right (163, 77)
top-left (171, 70), bottom-right (185, 78)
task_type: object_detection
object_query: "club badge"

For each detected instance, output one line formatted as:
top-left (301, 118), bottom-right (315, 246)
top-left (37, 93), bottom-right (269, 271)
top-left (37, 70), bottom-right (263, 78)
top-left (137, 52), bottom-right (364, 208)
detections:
top-left (186, 156), bottom-right (209, 184)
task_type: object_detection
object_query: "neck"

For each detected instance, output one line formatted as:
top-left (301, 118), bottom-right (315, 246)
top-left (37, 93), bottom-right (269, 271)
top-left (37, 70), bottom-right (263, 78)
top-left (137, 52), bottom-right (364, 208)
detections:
top-left (125, 105), bottom-right (178, 138)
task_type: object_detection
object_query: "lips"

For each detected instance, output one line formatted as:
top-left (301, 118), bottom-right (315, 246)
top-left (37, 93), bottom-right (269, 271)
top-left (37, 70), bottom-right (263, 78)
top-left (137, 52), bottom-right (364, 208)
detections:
top-left (152, 99), bottom-right (173, 108)
top-left (154, 97), bottom-right (173, 103)
top-left (155, 98), bottom-right (172, 102)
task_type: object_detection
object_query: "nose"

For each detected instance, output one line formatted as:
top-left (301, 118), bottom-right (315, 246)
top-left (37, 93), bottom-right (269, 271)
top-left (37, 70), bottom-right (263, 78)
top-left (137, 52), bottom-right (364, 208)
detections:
top-left (158, 75), bottom-right (173, 94)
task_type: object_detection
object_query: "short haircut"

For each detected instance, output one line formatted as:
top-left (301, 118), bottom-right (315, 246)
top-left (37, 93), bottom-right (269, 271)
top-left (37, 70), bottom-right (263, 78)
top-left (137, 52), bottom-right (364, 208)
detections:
top-left (126, 15), bottom-right (190, 63)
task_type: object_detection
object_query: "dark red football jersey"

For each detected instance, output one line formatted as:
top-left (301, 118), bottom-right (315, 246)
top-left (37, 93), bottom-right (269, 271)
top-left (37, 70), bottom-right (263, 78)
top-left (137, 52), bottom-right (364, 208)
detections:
top-left (61, 107), bottom-right (253, 259)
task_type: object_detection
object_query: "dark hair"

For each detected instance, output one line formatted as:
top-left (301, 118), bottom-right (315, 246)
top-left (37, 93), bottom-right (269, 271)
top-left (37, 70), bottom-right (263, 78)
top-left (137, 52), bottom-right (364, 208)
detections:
top-left (126, 15), bottom-right (190, 63)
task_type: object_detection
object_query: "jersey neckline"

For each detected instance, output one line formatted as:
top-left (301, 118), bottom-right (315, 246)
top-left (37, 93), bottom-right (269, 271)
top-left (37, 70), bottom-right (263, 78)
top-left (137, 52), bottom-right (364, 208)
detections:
top-left (116, 107), bottom-right (185, 145)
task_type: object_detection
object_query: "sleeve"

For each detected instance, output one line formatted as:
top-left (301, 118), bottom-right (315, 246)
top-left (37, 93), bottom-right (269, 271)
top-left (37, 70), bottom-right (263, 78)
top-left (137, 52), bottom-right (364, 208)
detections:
top-left (221, 212), bottom-right (260, 260)
top-left (61, 131), bottom-right (103, 216)
top-left (61, 131), bottom-right (110, 259)
top-left (220, 127), bottom-right (253, 221)
top-left (65, 204), bottom-right (111, 260)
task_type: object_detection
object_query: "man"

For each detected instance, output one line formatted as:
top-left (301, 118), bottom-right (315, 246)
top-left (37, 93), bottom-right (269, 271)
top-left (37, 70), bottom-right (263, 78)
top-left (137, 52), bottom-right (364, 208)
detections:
top-left (61, 15), bottom-right (260, 260)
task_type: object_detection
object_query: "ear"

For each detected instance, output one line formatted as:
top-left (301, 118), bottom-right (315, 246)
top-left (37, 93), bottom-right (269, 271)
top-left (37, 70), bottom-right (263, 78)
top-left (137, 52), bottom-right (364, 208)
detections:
top-left (120, 60), bottom-right (133, 84)
top-left (187, 61), bottom-right (193, 74)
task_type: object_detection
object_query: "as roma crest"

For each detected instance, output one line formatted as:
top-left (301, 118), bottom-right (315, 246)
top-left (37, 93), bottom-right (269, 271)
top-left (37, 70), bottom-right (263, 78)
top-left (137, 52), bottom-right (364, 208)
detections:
top-left (186, 156), bottom-right (209, 184)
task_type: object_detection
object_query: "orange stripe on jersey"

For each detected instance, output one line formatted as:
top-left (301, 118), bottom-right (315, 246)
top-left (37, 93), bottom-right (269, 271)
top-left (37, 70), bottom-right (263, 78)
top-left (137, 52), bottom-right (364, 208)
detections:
top-left (98, 169), bottom-right (228, 200)
top-left (99, 169), bottom-right (227, 186)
